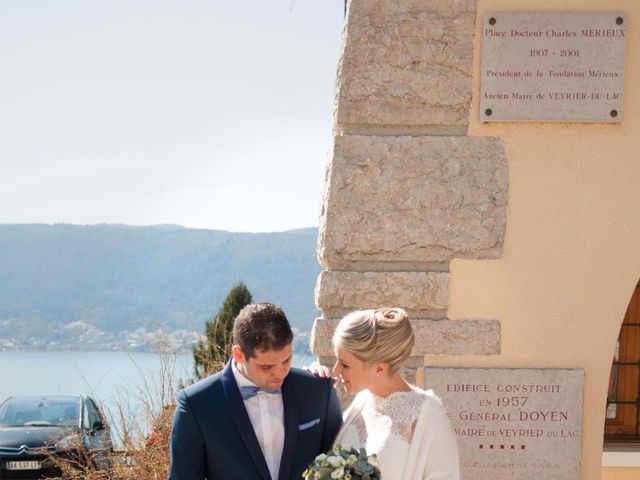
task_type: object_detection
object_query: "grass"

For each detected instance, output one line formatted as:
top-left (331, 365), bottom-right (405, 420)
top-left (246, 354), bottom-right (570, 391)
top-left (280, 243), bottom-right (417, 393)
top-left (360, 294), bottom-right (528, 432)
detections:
top-left (47, 333), bottom-right (214, 480)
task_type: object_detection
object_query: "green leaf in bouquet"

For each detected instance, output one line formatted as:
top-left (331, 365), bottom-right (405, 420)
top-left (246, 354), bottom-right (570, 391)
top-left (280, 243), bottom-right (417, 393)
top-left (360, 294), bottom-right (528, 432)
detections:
top-left (339, 448), bottom-right (352, 458)
top-left (319, 466), bottom-right (334, 480)
top-left (353, 459), bottom-right (375, 475)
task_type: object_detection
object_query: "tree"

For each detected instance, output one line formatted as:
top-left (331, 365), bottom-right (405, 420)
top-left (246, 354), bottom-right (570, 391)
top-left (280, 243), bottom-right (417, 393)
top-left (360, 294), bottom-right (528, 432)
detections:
top-left (192, 282), bottom-right (253, 379)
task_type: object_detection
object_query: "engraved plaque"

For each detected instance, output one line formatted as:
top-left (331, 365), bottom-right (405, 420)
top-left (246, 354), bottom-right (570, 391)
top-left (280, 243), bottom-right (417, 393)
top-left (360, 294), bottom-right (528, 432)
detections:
top-left (480, 12), bottom-right (627, 122)
top-left (425, 368), bottom-right (584, 480)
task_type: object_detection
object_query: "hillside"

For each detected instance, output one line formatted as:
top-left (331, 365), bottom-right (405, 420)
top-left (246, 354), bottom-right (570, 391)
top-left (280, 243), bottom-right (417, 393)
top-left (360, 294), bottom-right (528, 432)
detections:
top-left (0, 224), bottom-right (321, 351)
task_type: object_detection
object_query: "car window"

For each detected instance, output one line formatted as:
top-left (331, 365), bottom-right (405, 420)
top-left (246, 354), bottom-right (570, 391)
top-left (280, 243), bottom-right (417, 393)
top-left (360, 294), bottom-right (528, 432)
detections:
top-left (84, 398), bottom-right (100, 430)
top-left (0, 397), bottom-right (79, 427)
top-left (89, 398), bottom-right (104, 423)
top-left (82, 398), bottom-right (91, 429)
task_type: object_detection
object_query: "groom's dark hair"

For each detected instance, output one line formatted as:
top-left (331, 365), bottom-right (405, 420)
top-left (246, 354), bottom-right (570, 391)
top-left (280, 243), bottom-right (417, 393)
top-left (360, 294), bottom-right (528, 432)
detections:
top-left (233, 302), bottom-right (293, 359)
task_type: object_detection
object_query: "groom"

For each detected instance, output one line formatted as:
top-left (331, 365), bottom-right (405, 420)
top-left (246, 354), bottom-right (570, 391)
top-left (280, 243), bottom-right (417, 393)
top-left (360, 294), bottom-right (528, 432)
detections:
top-left (169, 302), bottom-right (342, 480)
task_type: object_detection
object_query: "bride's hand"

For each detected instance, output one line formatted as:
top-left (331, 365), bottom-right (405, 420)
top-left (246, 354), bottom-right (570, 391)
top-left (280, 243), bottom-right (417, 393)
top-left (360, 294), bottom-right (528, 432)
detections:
top-left (305, 361), bottom-right (332, 379)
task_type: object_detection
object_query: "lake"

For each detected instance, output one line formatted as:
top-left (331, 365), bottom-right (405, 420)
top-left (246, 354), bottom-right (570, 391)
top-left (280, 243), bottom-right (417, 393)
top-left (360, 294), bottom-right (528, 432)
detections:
top-left (0, 350), bottom-right (314, 443)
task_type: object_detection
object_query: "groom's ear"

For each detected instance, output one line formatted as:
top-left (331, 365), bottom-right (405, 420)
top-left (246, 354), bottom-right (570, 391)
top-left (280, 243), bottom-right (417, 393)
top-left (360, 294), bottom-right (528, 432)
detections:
top-left (232, 345), bottom-right (245, 364)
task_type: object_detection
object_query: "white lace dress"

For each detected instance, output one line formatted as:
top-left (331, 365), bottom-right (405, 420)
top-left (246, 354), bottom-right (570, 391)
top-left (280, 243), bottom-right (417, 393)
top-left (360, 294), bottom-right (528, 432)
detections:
top-left (336, 387), bottom-right (459, 480)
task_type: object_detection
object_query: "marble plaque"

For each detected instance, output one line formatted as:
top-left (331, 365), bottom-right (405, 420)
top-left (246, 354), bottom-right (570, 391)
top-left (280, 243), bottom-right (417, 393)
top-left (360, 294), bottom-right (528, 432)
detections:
top-left (480, 12), bottom-right (627, 122)
top-left (424, 368), bottom-right (584, 480)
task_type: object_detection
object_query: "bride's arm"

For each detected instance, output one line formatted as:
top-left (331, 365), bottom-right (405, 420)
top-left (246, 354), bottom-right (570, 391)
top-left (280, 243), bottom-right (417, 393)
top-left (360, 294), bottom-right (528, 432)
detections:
top-left (421, 400), bottom-right (460, 480)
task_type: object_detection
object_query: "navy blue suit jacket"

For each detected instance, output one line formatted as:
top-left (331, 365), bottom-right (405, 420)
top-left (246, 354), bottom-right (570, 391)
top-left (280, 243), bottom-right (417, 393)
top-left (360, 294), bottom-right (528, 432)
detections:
top-left (169, 361), bottom-right (342, 480)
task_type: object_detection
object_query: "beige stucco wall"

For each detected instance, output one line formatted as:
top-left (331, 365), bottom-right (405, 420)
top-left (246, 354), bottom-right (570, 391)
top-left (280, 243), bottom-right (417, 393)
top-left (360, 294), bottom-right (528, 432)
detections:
top-left (602, 467), bottom-right (639, 480)
top-left (424, 1), bottom-right (640, 479)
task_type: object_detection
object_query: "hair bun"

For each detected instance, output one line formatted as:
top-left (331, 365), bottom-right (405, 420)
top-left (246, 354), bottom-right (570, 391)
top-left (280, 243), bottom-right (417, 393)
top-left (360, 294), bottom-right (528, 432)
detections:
top-left (334, 307), bottom-right (414, 373)
top-left (378, 307), bottom-right (408, 323)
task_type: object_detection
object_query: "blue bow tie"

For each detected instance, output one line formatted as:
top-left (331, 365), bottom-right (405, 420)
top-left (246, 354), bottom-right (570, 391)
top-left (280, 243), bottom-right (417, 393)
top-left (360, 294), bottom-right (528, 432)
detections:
top-left (239, 385), bottom-right (282, 400)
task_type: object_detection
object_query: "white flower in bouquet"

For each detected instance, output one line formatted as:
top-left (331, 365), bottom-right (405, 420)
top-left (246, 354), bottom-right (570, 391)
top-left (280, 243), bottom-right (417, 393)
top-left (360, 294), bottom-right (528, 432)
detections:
top-left (302, 444), bottom-right (381, 480)
top-left (331, 466), bottom-right (345, 479)
top-left (327, 455), bottom-right (346, 468)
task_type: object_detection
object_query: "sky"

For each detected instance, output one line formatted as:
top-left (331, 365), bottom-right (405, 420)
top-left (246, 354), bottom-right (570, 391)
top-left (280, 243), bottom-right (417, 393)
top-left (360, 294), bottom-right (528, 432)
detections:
top-left (0, 0), bottom-right (345, 232)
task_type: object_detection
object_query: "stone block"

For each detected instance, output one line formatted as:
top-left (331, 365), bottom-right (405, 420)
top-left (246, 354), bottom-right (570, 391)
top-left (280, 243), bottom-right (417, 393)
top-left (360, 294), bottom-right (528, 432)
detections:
top-left (336, 0), bottom-right (476, 129)
top-left (414, 318), bottom-right (501, 356)
top-left (311, 317), bottom-right (500, 357)
top-left (315, 270), bottom-right (449, 318)
top-left (318, 135), bottom-right (508, 268)
top-left (399, 356), bottom-right (425, 385)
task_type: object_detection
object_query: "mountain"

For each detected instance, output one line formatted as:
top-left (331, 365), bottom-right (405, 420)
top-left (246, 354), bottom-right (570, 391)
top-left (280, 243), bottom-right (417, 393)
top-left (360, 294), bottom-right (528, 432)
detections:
top-left (0, 224), bottom-right (321, 351)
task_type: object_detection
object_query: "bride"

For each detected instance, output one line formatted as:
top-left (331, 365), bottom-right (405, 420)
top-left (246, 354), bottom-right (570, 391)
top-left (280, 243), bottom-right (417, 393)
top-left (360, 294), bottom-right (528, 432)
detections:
top-left (327, 307), bottom-right (459, 480)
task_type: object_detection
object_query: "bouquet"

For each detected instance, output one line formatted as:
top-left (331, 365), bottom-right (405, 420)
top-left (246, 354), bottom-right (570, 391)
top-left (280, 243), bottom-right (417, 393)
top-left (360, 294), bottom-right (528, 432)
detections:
top-left (302, 443), bottom-right (381, 480)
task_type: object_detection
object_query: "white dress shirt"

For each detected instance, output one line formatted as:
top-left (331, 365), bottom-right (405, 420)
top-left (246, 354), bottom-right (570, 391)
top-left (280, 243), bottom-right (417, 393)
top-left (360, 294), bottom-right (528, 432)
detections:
top-left (232, 360), bottom-right (284, 480)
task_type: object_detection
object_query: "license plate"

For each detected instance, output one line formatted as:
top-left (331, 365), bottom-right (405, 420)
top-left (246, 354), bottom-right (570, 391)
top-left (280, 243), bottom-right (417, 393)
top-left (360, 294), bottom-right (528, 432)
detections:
top-left (6, 460), bottom-right (42, 470)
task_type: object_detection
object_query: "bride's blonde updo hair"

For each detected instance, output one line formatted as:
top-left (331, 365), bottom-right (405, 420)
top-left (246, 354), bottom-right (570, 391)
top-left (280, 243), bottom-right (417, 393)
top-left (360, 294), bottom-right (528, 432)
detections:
top-left (333, 307), bottom-right (414, 373)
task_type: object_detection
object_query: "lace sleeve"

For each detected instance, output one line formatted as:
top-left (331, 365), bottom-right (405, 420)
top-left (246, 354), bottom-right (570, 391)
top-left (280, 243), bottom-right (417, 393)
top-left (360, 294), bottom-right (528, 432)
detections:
top-left (375, 390), bottom-right (425, 443)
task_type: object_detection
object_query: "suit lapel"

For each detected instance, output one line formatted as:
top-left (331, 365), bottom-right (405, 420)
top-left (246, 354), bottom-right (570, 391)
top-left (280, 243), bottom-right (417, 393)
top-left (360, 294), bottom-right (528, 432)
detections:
top-left (277, 375), bottom-right (300, 480)
top-left (221, 360), bottom-right (271, 480)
